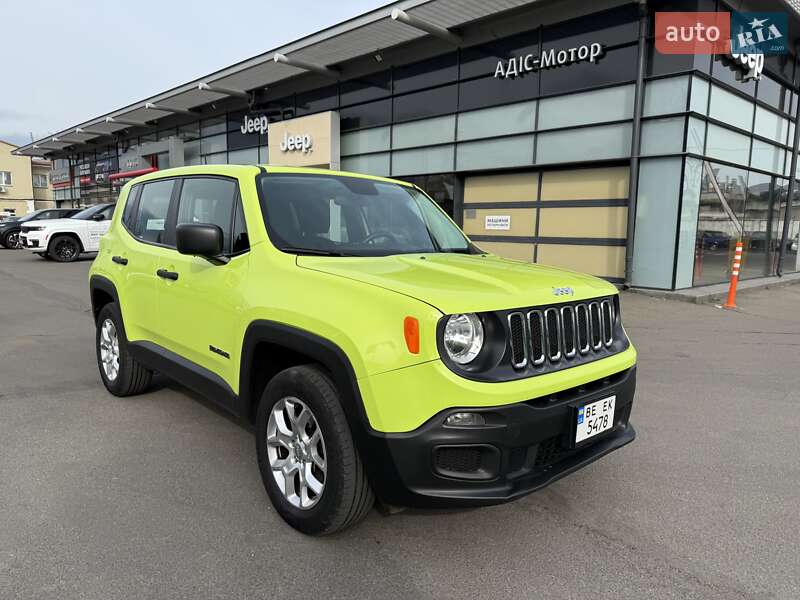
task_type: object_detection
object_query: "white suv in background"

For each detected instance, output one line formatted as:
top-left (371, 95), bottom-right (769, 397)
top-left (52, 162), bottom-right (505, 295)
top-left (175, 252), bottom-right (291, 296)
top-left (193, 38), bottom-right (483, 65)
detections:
top-left (21, 203), bottom-right (116, 262)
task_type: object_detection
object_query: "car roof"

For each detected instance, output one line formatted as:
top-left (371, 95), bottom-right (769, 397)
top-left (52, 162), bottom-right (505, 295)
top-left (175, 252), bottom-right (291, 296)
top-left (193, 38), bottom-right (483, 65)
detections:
top-left (126, 164), bottom-right (413, 188)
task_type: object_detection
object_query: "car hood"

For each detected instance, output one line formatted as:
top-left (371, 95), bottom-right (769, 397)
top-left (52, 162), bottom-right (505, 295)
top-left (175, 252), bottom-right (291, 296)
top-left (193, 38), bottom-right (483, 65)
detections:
top-left (297, 253), bottom-right (617, 314)
top-left (21, 218), bottom-right (77, 229)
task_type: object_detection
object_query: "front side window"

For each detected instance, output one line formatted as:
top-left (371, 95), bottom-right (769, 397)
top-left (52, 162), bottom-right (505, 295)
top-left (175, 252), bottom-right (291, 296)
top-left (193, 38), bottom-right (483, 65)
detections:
top-left (96, 205), bottom-right (116, 220)
top-left (258, 174), bottom-right (471, 257)
top-left (135, 180), bottom-right (174, 244)
top-left (176, 177), bottom-right (238, 253)
top-left (72, 204), bottom-right (112, 221)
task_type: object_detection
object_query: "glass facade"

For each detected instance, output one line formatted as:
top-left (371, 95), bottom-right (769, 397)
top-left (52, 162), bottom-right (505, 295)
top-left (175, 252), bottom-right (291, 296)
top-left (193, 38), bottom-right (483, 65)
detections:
top-left (45, 0), bottom-right (800, 290)
top-left (627, 0), bottom-right (800, 289)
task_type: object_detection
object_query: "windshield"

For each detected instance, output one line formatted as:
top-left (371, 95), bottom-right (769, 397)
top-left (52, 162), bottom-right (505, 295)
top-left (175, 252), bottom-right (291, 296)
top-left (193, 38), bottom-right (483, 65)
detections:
top-left (71, 204), bottom-right (108, 220)
top-left (258, 174), bottom-right (471, 257)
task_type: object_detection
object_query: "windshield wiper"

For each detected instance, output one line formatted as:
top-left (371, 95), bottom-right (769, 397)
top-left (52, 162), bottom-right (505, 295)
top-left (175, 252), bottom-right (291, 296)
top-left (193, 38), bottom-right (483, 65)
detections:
top-left (282, 247), bottom-right (350, 257)
top-left (439, 247), bottom-right (472, 254)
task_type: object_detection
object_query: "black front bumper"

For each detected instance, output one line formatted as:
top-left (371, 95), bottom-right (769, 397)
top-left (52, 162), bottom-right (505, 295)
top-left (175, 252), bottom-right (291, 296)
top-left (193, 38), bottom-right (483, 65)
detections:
top-left (361, 367), bottom-right (636, 508)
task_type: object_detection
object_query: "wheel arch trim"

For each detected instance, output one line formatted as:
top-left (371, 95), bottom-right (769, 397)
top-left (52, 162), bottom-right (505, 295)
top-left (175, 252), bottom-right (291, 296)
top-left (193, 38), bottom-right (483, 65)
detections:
top-left (49, 231), bottom-right (85, 254)
top-left (89, 275), bottom-right (120, 321)
top-left (240, 320), bottom-right (376, 440)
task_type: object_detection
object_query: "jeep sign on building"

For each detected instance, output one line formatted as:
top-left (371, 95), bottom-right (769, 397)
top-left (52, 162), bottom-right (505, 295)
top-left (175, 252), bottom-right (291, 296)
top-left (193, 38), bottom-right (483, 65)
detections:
top-left (268, 111), bottom-right (339, 170)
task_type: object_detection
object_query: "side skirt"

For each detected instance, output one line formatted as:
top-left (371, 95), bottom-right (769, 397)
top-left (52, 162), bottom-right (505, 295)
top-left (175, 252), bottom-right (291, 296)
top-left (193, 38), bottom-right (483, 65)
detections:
top-left (129, 341), bottom-right (240, 415)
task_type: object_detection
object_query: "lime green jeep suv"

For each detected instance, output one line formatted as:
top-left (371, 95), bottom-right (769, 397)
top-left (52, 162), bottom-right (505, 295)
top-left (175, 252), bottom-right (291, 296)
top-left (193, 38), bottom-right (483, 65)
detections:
top-left (89, 165), bottom-right (637, 535)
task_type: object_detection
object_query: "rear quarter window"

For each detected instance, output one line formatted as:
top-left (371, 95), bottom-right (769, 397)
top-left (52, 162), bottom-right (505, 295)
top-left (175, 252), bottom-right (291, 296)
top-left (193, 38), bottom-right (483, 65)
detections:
top-left (122, 186), bottom-right (141, 230)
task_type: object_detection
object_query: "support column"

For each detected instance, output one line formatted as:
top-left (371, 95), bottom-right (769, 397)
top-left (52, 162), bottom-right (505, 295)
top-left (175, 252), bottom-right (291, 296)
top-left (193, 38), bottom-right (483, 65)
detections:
top-left (624, 0), bottom-right (649, 286)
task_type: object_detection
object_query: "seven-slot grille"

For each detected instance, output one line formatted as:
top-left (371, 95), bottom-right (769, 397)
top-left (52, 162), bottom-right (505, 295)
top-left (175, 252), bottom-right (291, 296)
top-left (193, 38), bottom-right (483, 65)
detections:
top-left (507, 298), bottom-right (615, 369)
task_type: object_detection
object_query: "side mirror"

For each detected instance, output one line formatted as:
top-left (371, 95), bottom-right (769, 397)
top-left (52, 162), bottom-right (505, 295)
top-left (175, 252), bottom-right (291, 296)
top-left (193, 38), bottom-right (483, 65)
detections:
top-left (91, 213), bottom-right (105, 221)
top-left (176, 223), bottom-right (227, 263)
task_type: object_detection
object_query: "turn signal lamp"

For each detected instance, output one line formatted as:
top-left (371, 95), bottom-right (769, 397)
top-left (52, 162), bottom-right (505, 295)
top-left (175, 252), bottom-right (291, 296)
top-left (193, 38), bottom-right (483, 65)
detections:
top-left (404, 317), bottom-right (420, 354)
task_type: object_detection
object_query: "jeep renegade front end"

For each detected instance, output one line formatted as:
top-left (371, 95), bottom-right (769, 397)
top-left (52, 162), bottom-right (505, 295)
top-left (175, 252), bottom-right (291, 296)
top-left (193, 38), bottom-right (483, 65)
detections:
top-left (89, 165), bottom-right (636, 535)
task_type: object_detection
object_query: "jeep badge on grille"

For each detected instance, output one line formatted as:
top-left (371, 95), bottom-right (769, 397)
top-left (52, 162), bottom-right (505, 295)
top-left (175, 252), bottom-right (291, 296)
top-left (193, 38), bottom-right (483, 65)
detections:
top-left (552, 287), bottom-right (574, 296)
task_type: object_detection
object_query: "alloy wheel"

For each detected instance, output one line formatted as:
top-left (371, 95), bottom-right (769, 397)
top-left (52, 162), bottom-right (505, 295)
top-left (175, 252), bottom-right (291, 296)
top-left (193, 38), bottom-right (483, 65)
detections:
top-left (99, 318), bottom-right (120, 381)
top-left (55, 239), bottom-right (77, 260)
top-left (266, 397), bottom-right (327, 509)
top-left (7, 232), bottom-right (20, 249)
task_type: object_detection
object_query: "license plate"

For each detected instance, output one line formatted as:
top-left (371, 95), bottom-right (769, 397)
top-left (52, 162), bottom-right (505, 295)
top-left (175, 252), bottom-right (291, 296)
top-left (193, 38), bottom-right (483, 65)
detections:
top-left (575, 395), bottom-right (615, 444)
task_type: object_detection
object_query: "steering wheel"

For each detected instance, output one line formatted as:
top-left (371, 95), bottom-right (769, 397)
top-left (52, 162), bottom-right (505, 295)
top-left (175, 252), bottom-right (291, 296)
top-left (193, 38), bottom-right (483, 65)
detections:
top-left (363, 230), bottom-right (399, 245)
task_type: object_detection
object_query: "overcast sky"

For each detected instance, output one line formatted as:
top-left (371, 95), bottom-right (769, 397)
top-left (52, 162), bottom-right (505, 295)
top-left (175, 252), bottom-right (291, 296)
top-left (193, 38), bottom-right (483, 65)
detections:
top-left (1, 0), bottom-right (388, 147)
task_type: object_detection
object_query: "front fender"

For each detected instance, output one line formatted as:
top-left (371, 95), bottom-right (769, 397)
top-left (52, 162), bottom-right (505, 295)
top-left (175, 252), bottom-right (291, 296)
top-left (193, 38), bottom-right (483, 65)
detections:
top-left (242, 249), bottom-right (443, 380)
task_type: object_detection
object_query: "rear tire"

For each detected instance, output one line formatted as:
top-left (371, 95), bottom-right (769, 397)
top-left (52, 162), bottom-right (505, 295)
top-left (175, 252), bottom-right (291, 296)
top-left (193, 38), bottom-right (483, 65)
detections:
top-left (49, 234), bottom-right (81, 262)
top-left (256, 365), bottom-right (374, 535)
top-left (95, 302), bottom-right (152, 396)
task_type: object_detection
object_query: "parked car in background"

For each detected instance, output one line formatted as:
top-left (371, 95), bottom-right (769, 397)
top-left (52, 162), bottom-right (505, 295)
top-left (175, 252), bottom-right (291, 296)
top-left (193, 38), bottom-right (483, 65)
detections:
top-left (748, 231), bottom-right (768, 251)
top-left (21, 203), bottom-right (115, 261)
top-left (700, 230), bottom-right (731, 250)
top-left (89, 165), bottom-right (637, 535)
top-left (0, 208), bottom-right (80, 249)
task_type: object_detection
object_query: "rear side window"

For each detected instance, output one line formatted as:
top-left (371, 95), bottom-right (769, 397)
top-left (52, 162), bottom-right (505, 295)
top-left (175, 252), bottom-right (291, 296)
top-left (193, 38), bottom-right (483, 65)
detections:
top-left (176, 177), bottom-right (238, 254)
top-left (135, 180), bottom-right (174, 244)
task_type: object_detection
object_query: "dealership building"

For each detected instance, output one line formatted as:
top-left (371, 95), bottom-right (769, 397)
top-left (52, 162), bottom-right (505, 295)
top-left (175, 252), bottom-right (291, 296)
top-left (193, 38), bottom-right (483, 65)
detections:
top-left (13, 0), bottom-right (800, 289)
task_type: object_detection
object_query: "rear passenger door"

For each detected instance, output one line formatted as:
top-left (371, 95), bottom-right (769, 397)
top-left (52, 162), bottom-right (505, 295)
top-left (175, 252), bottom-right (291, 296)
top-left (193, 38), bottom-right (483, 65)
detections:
top-left (115, 179), bottom-right (178, 345)
top-left (156, 176), bottom-right (250, 390)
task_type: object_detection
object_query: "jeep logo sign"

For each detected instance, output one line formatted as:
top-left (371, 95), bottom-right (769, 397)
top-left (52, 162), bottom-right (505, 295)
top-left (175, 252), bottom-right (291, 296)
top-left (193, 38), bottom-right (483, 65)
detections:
top-left (267, 111), bottom-right (339, 169)
top-left (240, 114), bottom-right (269, 135)
top-left (730, 52), bottom-right (765, 81)
top-left (279, 131), bottom-right (313, 154)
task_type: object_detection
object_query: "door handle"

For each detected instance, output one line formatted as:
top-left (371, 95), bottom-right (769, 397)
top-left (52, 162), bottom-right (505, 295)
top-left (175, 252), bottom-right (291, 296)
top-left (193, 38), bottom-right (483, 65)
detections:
top-left (112, 255), bottom-right (128, 265)
top-left (156, 268), bottom-right (179, 281)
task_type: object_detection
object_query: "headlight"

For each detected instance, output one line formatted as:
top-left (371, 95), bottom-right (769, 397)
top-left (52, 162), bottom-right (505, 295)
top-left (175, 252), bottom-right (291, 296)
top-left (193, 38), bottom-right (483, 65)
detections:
top-left (443, 313), bottom-right (484, 364)
top-left (24, 226), bottom-right (44, 232)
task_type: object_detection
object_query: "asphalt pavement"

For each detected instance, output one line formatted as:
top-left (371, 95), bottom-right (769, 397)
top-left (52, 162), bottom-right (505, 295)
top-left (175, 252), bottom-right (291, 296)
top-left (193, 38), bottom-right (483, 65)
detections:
top-left (1, 248), bottom-right (798, 600)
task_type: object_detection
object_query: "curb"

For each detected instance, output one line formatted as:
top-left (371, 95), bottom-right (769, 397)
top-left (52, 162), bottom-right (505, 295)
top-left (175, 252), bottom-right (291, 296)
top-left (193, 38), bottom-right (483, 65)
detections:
top-left (627, 272), bottom-right (800, 305)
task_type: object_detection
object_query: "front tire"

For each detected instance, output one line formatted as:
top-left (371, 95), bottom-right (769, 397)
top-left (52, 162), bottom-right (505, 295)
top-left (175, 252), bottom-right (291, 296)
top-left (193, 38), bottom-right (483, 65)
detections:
top-left (256, 365), bottom-right (374, 535)
top-left (2, 230), bottom-right (20, 249)
top-left (95, 303), bottom-right (152, 396)
top-left (49, 234), bottom-right (81, 262)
